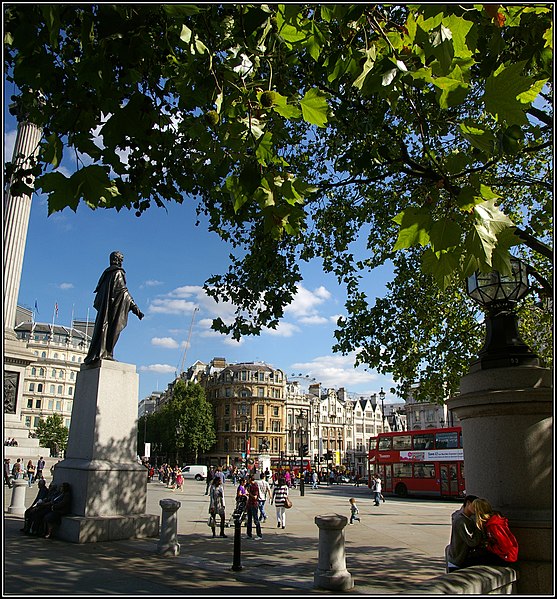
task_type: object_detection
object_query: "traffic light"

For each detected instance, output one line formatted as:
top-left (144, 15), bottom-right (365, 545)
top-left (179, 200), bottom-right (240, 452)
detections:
top-left (301, 444), bottom-right (309, 456)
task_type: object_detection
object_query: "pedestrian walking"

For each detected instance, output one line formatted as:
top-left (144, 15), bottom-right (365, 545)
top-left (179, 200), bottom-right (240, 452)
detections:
top-left (208, 477), bottom-right (227, 538)
top-left (36, 456), bottom-right (45, 481)
top-left (311, 470), bottom-right (319, 490)
top-left (4, 458), bottom-right (13, 488)
top-left (271, 476), bottom-right (289, 529)
top-left (256, 472), bottom-right (272, 522)
top-left (26, 460), bottom-right (35, 486)
top-left (246, 475), bottom-right (263, 539)
top-left (205, 466), bottom-right (215, 495)
top-left (349, 497), bottom-right (361, 524)
top-left (372, 474), bottom-right (383, 506)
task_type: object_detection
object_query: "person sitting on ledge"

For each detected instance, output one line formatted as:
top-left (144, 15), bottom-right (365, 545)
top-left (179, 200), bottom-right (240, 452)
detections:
top-left (43, 482), bottom-right (72, 539)
top-left (21, 479), bottom-right (49, 534)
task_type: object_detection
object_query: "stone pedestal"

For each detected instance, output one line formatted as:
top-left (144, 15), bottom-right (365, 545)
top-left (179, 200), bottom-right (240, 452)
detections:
top-left (314, 514), bottom-right (354, 591)
top-left (7, 478), bottom-right (28, 515)
top-left (54, 360), bottom-right (159, 543)
top-left (157, 499), bottom-right (181, 557)
top-left (448, 365), bottom-right (552, 595)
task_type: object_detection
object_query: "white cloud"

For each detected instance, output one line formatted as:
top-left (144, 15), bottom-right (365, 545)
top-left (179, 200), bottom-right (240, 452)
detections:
top-left (149, 298), bottom-right (198, 315)
top-left (290, 352), bottom-right (378, 389)
top-left (298, 315), bottom-right (329, 325)
top-left (144, 279), bottom-right (164, 287)
top-left (139, 363), bottom-right (176, 374)
top-left (58, 282), bottom-right (74, 290)
top-left (151, 337), bottom-right (179, 349)
top-left (263, 322), bottom-right (301, 337)
top-left (284, 284), bottom-right (332, 319)
top-left (4, 129), bottom-right (17, 162)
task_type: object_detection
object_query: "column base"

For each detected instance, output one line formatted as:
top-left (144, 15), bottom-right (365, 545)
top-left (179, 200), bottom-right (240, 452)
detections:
top-left (314, 570), bottom-right (354, 591)
top-left (57, 513), bottom-right (159, 544)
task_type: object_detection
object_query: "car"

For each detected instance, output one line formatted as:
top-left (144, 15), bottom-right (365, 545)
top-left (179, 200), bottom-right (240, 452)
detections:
top-left (181, 465), bottom-right (207, 481)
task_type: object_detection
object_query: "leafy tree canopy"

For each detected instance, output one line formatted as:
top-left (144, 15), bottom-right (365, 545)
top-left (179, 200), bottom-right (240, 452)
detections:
top-left (141, 380), bottom-right (215, 460)
top-left (4, 4), bottom-right (553, 400)
top-left (35, 413), bottom-right (69, 453)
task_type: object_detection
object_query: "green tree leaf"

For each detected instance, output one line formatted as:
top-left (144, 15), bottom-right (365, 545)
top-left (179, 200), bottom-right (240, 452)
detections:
top-left (299, 88), bottom-right (329, 128)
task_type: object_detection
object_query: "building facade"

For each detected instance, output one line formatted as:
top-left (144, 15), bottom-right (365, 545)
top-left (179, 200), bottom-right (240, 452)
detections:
top-left (198, 359), bottom-right (287, 465)
top-left (14, 308), bottom-right (90, 433)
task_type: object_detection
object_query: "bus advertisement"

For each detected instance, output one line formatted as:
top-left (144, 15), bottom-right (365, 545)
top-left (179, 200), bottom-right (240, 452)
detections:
top-left (270, 457), bottom-right (312, 475)
top-left (368, 427), bottom-right (465, 498)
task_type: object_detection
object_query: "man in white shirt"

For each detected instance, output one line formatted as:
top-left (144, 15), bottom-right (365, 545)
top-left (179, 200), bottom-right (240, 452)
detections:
top-left (256, 472), bottom-right (272, 522)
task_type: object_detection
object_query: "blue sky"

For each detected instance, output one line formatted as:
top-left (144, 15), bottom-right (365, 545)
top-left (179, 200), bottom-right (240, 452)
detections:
top-left (5, 109), bottom-right (398, 405)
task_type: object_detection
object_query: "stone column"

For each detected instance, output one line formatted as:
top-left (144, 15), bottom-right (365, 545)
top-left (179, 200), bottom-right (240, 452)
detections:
top-left (3, 120), bottom-right (41, 434)
top-left (157, 499), bottom-right (181, 556)
top-left (448, 364), bottom-right (552, 595)
top-left (314, 514), bottom-right (354, 591)
top-left (4, 120), bottom-right (42, 339)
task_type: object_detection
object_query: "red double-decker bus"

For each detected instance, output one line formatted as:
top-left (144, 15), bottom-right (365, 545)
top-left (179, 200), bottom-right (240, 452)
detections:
top-left (368, 427), bottom-right (465, 498)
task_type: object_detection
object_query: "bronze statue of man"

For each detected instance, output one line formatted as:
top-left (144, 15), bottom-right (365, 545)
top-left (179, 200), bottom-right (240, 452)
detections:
top-left (84, 251), bottom-right (144, 365)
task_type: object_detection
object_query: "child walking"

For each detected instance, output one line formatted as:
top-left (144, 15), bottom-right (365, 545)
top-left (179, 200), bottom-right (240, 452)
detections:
top-left (349, 497), bottom-right (361, 524)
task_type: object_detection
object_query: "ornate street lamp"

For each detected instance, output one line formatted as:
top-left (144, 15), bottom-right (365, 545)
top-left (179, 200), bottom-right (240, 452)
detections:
top-left (466, 257), bottom-right (539, 370)
top-left (378, 387), bottom-right (386, 430)
top-left (296, 409), bottom-right (308, 497)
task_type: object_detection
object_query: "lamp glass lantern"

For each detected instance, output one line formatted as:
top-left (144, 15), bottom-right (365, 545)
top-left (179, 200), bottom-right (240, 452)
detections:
top-left (466, 257), bottom-right (539, 370)
top-left (466, 257), bottom-right (530, 307)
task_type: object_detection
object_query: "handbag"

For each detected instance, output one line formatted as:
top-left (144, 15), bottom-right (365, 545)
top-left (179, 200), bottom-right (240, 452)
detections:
top-left (284, 496), bottom-right (293, 509)
top-left (207, 514), bottom-right (216, 527)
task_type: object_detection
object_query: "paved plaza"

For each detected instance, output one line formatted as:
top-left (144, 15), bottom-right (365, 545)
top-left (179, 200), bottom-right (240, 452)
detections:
top-left (3, 477), bottom-right (460, 595)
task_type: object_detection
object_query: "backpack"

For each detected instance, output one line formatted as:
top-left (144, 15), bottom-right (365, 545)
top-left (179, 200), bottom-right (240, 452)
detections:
top-left (485, 514), bottom-right (519, 563)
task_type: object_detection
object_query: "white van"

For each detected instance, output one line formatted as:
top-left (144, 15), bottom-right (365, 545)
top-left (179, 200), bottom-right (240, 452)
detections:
top-left (181, 465), bottom-right (207, 481)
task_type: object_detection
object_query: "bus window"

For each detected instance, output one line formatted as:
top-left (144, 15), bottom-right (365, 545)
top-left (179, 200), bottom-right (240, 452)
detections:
top-left (378, 437), bottom-right (392, 450)
top-left (435, 431), bottom-right (458, 449)
top-left (413, 463), bottom-right (435, 478)
top-left (413, 434), bottom-right (434, 450)
top-left (393, 463), bottom-right (412, 478)
top-left (459, 431), bottom-right (463, 448)
top-left (393, 435), bottom-right (412, 450)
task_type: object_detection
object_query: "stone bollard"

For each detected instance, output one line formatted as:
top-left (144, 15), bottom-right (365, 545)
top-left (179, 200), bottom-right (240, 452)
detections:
top-left (314, 514), bottom-right (354, 591)
top-left (157, 498), bottom-right (181, 556)
top-left (7, 478), bottom-right (28, 515)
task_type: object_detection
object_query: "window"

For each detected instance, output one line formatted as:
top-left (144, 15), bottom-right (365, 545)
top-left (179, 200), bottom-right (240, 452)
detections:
top-left (259, 372), bottom-right (265, 381)
top-left (378, 436), bottom-right (392, 450)
top-left (59, 370), bottom-right (64, 378)
top-left (29, 383), bottom-right (35, 392)
top-left (37, 384), bottom-right (43, 392)
top-left (225, 388), bottom-right (231, 397)
top-left (258, 388), bottom-right (264, 398)
top-left (25, 416), bottom-right (31, 427)
top-left (224, 420), bottom-right (230, 432)
top-left (72, 355), bottom-right (76, 362)
top-left (435, 431), bottom-right (458, 449)
top-left (65, 419), bottom-right (70, 428)
top-left (414, 463), bottom-right (435, 478)
top-left (31, 367), bottom-right (37, 376)
top-left (34, 416), bottom-right (41, 427)
top-left (48, 400), bottom-right (54, 410)
top-left (257, 419), bottom-right (264, 432)
top-left (224, 404), bottom-right (230, 415)
top-left (54, 353), bottom-right (58, 359)
top-left (35, 399), bottom-right (42, 409)
top-left (413, 434), bottom-right (434, 450)
top-left (49, 385), bottom-right (55, 394)
top-left (41, 352), bottom-right (46, 358)
top-left (27, 399), bottom-right (33, 408)
top-left (271, 421), bottom-right (281, 432)
top-left (39, 368), bottom-right (45, 376)
top-left (240, 389), bottom-right (249, 398)
top-left (223, 438), bottom-right (229, 451)
top-left (70, 372), bottom-right (75, 380)
top-left (56, 401), bottom-right (62, 411)
top-left (273, 406), bottom-right (279, 416)
top-left (57, 385), bottom-right (63, 394)
top-left (52, 369), bottom-right (57, 377)
top-left (393, 435), bottom-right (412, 449)
top-left (393, 463), bottom-right (412, 477)
top-left (257, 404), bottom-right (264, 415)
top-left (68, 387), bottom-right (73, 396)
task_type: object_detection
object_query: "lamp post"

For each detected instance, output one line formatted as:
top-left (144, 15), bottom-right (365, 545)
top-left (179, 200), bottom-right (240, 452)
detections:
top-left (447, 256), bottom-right (552, 594)
top-left (466, 257), bottom-right (539, 370)
top-left (378, 387), bottom-right (386, 431)
top-left (296, 409), bottom-right (308, 497)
